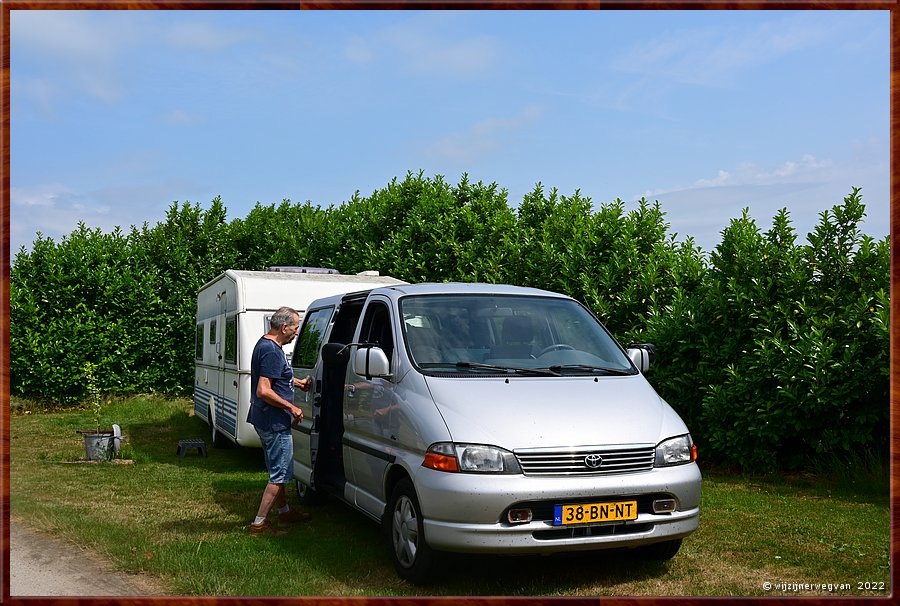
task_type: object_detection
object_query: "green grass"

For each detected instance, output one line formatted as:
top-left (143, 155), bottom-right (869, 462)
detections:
top-left (9, 395), bottom-right (892, 596)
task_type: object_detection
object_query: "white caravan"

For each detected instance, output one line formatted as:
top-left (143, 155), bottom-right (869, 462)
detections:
top-left (194, 267), bottom-right (405, 447)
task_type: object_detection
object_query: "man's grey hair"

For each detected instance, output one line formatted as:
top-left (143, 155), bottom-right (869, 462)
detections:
top-left (270, 306), bottom-right (300, 330)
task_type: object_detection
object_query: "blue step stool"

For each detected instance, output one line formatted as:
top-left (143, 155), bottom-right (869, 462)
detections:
top-left (177, 439), bottom-right (208, 459)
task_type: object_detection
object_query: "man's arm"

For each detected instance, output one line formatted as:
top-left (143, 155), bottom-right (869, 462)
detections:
top-left (257, 376), bottom-right (303, 421)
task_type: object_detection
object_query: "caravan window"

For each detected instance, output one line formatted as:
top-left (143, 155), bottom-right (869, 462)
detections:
top-left (225, 316), bottom-right (237, 364)
top-left (195, 324), bottom-right (203, 360)
top-left (209, 319), bottom-right (217, 344)
top-left (293, 306), bottom-right (334, 368)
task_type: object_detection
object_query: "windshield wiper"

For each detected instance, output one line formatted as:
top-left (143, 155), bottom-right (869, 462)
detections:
top-left (454, 362), bottom-right (559, 376)
top-left (420, 361), bottom-right (629, 377)
top-left (546, 364), bottom-right (634, 376)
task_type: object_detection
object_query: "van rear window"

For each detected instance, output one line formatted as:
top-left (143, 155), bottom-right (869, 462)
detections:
top-left (293, 306), bottom-right (334, 368)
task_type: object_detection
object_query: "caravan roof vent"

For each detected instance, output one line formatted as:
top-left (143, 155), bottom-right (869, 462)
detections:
top-left (266, 266), bottom-right (340, 274)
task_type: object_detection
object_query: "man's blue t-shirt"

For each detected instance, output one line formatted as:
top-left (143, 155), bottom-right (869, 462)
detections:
top-left (247, 336), bottom-right (294, 432)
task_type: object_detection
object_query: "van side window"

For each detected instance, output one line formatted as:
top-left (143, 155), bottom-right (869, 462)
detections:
top-left (209, 319), bottom-right (217, 344)
top-left (293, 306), bottom-right (335, 368)
top-left (195, 324), bottom-right (203, 360)
top-left (360, 302), bottom-right (394, 363)
top-left (224, 316), bottom-right (237, 364)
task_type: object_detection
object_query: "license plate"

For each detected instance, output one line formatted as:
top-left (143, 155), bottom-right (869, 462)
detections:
top-left (553, 500), bottom-right (638, 525)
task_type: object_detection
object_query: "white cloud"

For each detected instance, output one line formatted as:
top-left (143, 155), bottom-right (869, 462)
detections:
top-left (75, 68), bottom-right (125, 104)
top-left (426, 105), bottom-right (542, 163)
top-left (11, 77), bottom-right (59, 117)
top-left (642, 154), bottom-right (834, 199)
top-left (612, 15), bottom-right (836, 87)
top-left (162, 109), bottom-right (203, 125)
top-left (12, 11), bottom-right (137, 60)
top-left (162, 20), bottom-right (253, 52)
top-left (632, 149), bottom-right (887, 251)
top-left (12, 12), bottom-right (256, 108)
top-left (10, 183), bottom-right (72, 208)
top-left (9, 180), bottom-right (201, 253)
top-left (771, 154), bottom-right (831, 178)
top-left (638, 178), bottom-right (887, 253)
top-left (344, 35), bottom-right (374, 63)
top-left (407, 35), bottom-right (497, 75)
top-left (10, 184), bottom-right (106, 252)
top-left (12, 11), bottom-right (134, 105)
top-left (345, 17), bottom-right (499, 77)
top-left (14, 11), bottom-right (252, 58)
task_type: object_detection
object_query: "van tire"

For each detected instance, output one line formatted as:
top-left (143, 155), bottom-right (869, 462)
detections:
top-left (638, 538), bottom-right (683, 561)
top-left (295, 480), bottom-right (320, 505)
top-left (386, 478), bottom-right (437, 584)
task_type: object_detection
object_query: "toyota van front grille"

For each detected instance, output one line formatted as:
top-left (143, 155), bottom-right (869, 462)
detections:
top-left (515, 445), bottom-right (655, 476)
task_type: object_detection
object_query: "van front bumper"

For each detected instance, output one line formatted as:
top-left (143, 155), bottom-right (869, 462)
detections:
top-left (413, 462), bottom-right (701, 554)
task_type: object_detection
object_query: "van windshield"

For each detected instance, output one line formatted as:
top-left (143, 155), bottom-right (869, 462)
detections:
top-left (400, 294), bottom-right (635, 376)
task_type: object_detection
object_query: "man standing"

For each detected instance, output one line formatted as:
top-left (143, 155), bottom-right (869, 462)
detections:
top-left (248, 306), bottom-right (312, 536)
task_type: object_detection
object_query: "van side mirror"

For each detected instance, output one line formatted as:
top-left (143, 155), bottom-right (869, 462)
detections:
top-left (353, 346), bottom-right (391, 380)
top-left (627, 343), bottom-right (656, 373)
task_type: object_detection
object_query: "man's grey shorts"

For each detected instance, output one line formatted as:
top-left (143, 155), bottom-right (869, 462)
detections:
top-left (255, 426), bottom-right (294, 485)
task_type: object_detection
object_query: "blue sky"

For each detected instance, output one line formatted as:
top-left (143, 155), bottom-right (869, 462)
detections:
top-left (9, 10), bottom-right (890, 256)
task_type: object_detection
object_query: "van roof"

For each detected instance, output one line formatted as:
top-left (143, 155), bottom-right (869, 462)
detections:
top-left (381, 282), bottom-right (567, 298)
top-left (306, 282), bottom-right (571, 309)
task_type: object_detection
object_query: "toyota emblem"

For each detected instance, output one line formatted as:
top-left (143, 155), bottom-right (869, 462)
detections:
top-left (584, 454), bottom-right (603, 469)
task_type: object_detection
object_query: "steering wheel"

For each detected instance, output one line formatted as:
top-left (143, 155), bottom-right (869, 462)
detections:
top-left (538, 344), bottom-right (575, 356)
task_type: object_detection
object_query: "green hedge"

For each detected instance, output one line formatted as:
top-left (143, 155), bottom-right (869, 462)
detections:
top-left (10, 174), bottom-right (888, 470)
top-left (640, 189), bottom-right (889, 470)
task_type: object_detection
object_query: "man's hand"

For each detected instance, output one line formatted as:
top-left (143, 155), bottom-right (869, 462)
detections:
top-left (294, 376), bottom-right (313, 392)
top-left (290, 405), bottom-right (304, 422)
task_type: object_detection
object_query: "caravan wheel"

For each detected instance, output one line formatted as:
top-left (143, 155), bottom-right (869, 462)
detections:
top-left (208, 408), bottom-right (229, 448)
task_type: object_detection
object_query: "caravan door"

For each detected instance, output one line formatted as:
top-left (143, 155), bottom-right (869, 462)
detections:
top-left (211, 290), bottom-right (231, 446)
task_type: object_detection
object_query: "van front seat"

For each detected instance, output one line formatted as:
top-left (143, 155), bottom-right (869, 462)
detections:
top-left (490, 316), bottom-right (535, 359)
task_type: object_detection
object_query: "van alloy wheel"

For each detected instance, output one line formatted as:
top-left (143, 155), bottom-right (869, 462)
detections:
top-left (387, 479), bottom-right (436, 584)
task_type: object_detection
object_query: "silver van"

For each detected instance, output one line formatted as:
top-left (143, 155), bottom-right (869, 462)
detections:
top-left (290, 282), bottom-right (701, 583)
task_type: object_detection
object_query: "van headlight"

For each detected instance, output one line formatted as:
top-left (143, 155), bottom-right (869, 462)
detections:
top-left (423, 442), bottom-right (522, 474)
top-left (654, 434), bottom-right (697, 467)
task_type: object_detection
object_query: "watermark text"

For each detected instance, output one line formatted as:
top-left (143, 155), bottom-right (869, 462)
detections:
top-left (763, 581), bottom-right (887, 593)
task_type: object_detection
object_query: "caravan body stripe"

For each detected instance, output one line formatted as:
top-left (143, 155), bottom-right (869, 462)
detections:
top-left (194, 385), bottom-right (239, 437)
